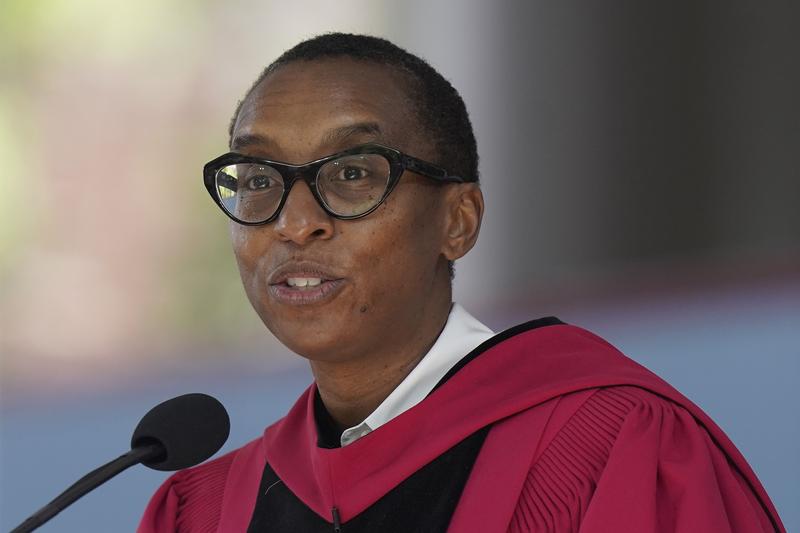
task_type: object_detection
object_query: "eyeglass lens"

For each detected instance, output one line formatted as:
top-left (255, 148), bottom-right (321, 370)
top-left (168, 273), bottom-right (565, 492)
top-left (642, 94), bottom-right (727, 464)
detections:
top-left (215, 153), bottom-right (391, 223)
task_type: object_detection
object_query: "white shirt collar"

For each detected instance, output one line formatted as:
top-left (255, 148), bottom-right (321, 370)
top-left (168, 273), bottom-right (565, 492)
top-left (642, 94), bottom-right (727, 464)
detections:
top-left (339, 304), bottom-right (494, 446)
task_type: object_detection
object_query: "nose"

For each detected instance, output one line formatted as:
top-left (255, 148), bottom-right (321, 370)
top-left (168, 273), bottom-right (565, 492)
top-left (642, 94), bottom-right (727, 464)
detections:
top-left (272, 181), bottom-right (334, 244)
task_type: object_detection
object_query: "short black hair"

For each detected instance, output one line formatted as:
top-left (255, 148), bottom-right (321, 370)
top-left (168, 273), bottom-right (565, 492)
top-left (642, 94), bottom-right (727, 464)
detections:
top-left (228, 32), bottom-right (479, 183)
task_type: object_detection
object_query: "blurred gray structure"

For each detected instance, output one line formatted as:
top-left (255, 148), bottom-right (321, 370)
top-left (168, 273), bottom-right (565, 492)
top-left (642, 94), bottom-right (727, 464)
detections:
top-left (392, 2), bottom-right (800, 310)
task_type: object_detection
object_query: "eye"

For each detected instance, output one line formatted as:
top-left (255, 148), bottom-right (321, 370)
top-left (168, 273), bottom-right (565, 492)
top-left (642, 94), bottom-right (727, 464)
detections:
top-left (334, 165), bottom-right (370, 181)
top-left (245, 173), bottom-right (280, 191)
top-left (319, 154), bottom-right (388, 191)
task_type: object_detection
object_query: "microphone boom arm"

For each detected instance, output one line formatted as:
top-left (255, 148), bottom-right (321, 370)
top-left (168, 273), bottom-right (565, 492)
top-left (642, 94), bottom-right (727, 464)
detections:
top-left (11, 443), bottom-right (163, 533)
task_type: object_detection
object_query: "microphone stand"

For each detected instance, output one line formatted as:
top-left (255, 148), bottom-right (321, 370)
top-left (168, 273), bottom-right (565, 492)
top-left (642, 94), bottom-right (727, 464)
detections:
top-left (11, 443), bottom-right (163, 533)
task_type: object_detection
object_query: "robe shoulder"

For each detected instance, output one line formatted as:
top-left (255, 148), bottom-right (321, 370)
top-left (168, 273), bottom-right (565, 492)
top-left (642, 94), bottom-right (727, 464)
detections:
top-left (508, 385), bottom-right (783, 533)
top-left (137, 438), bottom-right (259, 533)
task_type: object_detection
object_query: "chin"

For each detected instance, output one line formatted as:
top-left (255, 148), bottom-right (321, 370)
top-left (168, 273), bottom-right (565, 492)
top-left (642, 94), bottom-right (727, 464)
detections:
top-left (258, 310), bottom-right (358, 363)
top-left (281, 335), bottom-right (357, 364)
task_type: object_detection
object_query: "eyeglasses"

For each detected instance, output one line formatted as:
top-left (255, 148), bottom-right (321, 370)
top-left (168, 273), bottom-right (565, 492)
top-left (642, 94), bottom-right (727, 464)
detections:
top-left (203, 143), bottom-right (465, 225)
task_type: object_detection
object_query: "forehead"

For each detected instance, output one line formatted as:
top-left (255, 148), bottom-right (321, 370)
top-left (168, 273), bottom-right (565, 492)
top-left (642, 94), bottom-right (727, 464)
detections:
top-left (232, 58), bottom-right (425, 161)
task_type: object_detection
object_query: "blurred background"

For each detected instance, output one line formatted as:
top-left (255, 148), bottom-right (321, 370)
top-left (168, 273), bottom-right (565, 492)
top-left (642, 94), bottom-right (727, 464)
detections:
top-left (1, 0), bottom-right (797, 530)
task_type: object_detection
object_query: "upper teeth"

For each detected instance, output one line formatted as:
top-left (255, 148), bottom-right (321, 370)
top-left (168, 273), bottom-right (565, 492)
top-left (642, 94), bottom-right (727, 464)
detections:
top-left (287, 277), bottom-right (322, 287)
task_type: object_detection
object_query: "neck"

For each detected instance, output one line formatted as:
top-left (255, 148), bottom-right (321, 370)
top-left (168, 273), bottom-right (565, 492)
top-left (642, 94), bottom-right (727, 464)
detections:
top-left (310, 297), bottom-right (452, 431)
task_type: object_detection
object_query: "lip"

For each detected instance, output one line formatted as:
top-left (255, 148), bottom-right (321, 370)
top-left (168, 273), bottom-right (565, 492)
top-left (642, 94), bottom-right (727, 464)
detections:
top-left (267, 261), bottom-right (346, 306)
top-left (267, 260), bottom-right (342, 285)
top-left (268, 278), bottom-right (346, 305)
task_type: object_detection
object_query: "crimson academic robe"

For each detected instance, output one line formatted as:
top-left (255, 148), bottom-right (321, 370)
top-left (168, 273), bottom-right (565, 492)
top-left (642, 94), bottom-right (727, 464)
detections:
top-left (138, 320), bottom-right (785, 532)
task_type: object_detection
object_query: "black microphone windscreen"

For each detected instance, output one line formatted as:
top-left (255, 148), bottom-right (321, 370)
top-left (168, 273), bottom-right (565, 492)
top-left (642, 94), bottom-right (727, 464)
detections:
top-left (131, 393), bottom-right (230, 471)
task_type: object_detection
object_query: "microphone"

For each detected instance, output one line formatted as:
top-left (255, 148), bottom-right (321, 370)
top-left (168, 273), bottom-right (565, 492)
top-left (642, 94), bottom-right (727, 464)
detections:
top-left (11, 393), bottom-right (230, 533)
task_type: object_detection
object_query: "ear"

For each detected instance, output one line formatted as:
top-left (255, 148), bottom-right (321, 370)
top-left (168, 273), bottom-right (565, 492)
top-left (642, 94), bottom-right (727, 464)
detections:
top-left (441, 183), bottom-right (484, 261)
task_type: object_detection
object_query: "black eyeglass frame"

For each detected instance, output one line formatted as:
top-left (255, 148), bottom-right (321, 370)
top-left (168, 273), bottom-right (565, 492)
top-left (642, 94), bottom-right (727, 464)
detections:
top-left (203, 143), bottom-right (466, 226)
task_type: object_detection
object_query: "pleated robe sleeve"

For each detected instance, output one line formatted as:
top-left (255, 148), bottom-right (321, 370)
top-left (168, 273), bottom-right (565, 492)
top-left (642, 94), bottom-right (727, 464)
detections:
top-left (137, 452), bottom-right (235, 533)
top-left (509, 386), bottom-right (782, 533)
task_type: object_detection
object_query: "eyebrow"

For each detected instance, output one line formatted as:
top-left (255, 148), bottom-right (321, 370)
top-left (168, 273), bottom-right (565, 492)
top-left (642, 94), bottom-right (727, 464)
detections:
top-left (230, 122), bottom-right (386, 152)
top-left (230, 133), bottom-right (272, 151)
top-left (321, 122), bottom-right (386, 146)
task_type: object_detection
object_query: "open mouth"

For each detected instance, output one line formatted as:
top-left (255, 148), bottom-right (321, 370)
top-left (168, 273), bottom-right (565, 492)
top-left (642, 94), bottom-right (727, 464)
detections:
top-left (285, 277), bottom-right (324, 289)
top-left (267, 261), bottom-right (347, 305)
top-left (268, 274), bottom-right (346, 305)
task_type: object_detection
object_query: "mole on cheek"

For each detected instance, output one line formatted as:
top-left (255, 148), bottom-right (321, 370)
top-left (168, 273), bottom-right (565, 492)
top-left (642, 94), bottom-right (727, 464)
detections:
top-left (360, 305), bottom-right (369, 313)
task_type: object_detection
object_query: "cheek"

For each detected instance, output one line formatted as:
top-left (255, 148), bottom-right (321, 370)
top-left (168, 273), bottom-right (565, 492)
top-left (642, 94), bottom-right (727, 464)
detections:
top-left (230, 228), bottom-right (268, 304)
top-left (389, 188), bottom-right (443, 256)
top-left (230, 228), bottom-right (254, 273)
top-left (356, 191), bottom-right (443, 296)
